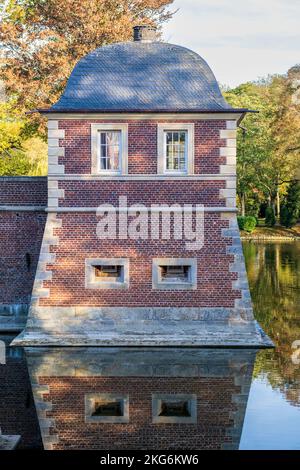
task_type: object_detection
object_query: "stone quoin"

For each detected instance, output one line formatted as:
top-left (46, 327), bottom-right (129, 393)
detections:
top-left (1, 25), bottom-right (272, 346)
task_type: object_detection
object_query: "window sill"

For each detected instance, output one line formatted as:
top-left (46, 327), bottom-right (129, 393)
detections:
top-left (86, 281), bottom-right (129, 290)
top-left (153, 282), bottom-right (197, 291)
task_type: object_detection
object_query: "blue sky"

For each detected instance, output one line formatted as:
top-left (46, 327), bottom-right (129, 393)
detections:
top-left (163, 0), bottom-right (300, 87)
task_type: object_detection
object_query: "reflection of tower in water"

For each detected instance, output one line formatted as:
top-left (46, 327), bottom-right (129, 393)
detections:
top-left (25, 348), bottom-right (257, 450)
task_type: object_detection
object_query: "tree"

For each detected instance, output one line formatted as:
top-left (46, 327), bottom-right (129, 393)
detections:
top-left (280, 181), bottom-right (300, 228)
top-left (224, 71), bottom-right (300, 218)
top-left (0, 0), bottom-right (174, 174)
top-left (0, 0), bottom-right (174, 133)
top-left (0, 98), bottom-right (47, 175)
top-left (224, 81), bottom-right (274, 215)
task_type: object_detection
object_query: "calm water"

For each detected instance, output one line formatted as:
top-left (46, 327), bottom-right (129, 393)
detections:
top-left (0, 242), bottom-right (300, 450)
top-left (240, 241), bottom-right (300, 449)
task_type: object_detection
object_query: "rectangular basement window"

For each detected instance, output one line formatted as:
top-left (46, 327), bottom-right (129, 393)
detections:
top-left (94, 265), bottom-right (123, 282)
top-left (152, 258), bottom-right (197, 290)
top-left (152, 394), bottom-right (197, 424)
top-left (160, 265), bottom-right (190, 283)
top-left (85, 394), bottom-right (129, 423)
top-left (85, 258), bottom-right (129, 289)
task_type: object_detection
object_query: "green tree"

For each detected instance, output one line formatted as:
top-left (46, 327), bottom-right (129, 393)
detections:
top-left (0, 99), bottom-right (47, 175)
top-left (280, 181), bottom-right (300, 228)
top-left (224, 81), bottom-right (274, 216)
top-left (224, 71), bottom-right (300, 218)
top-left (265, 206), bottom-right (276, 227)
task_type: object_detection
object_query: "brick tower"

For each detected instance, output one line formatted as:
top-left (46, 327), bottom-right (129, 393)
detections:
top-left (13, 27), bottom-right (272, 347)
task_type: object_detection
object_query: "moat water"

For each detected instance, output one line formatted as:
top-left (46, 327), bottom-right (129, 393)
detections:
top-left (1, 241), bottom-right (300, 450)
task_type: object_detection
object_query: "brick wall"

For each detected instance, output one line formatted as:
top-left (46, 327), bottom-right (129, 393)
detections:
top-left (40, 212), bottom-right (239, 308)
top-left (58, 119), bottom-right (227, 174)
top-left (41, 119), bottom-right (237, 309)
top-left (0, 211), bottom-right (46, 306)
top-left (0, 178), bottom-right (47, 313)
top-left (0, 177), bottom-right (47, 206)
top-left (40, 375), bottom-right (239, 450)
top-left (58, 180), bottom-right (226, 207)
top-left (0, 335), bottom-right (42, 449)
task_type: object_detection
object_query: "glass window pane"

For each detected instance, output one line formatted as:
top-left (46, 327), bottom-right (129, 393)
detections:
top-left (100, 145), bottom-right (107, 158)
top-left (179, 132), bottom-right (186, 144)
top-left (165, 130), bottom-right (187, 171)
top-left (100, 158), bottom-right (107, 170)
top-left (100, 133), bottom-right (106, 145)
top-left (99, 131), bottom-right (121, 171)
top-left (166, 132), bottom-right (172, 145)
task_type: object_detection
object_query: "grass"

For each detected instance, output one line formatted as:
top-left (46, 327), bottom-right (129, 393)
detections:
top-left (241, 224), bottom-right (300, 240)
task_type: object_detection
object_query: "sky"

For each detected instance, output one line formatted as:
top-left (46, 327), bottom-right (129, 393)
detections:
top-left (162, 0), bottom-right (300, 87)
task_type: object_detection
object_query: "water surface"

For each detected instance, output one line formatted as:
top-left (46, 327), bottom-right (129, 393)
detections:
top-left (0, 241), bottom-right (300, 449)
top-left (240, 242), bottom-right (300, 449)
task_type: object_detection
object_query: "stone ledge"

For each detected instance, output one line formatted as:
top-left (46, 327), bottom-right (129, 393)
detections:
top-left (13, 325), bottom-right (273, 348)
top-left (0, 435), bottom-right (21, 450)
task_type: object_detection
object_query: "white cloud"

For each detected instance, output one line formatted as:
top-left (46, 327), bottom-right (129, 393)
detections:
top-left (163, 0), bottom-right (300, 86)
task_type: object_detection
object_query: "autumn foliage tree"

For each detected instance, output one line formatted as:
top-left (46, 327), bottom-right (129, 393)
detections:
top-left (0, 0), bottom-right (174, 174)
top-left (1, 0), bottom-right (173, 114)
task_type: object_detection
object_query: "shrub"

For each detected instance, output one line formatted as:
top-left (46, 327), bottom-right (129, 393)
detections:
top-left (237, 216), bottom-right (246, 230)
top-left (265, 206), bottom-right (276, 227)
top-left (243, 216), bottom-right (257, 233)
top-left (237, 216), bottom-right (257, 233)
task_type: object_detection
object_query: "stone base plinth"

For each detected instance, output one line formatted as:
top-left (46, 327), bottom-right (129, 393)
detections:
top-left (12, 306), bottom-right (273, 347)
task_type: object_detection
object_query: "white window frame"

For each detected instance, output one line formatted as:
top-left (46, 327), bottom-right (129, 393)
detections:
top-left (152, 258), bottom-right (197, 290)
top-left (91, 123), bottom-right (128, 175)
top-left (157, 123), bottom-right (194, 175)
top-left (85, 258), bottom-right (129, 289)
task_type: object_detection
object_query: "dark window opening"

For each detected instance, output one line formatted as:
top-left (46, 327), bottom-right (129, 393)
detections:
top-left (159, 400), bottom-right (191, 417)
top-left (160, 265), bottom-right (190, 283)
top-left (94, 265), bottom-right (123, 281)
top-left (92, 400), bottom-right (123, 417)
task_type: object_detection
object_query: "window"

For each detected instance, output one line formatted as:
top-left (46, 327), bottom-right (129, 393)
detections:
top-left (85, 394), bottom-right (129, 423)
top-left (152, 258), bottom-right (197, 290)
top-left (99, 131), bottom-right (121, 171)
top-left (85, 258), bottom-right (129, 289)
top-left (159, 400), bottom-right (190, 417)
top-left (157, 123), bottom-right (194, 175)
top-left (165, 131), bottom-right (187, 172)
top-left (94, 265), bottom-right (123, 282)
top-left (152, 394), bottom-right (197, 424)
top-left (160, 265), bottom-right (190, 283)
top-left (91, 123), bottom-right (128, 175)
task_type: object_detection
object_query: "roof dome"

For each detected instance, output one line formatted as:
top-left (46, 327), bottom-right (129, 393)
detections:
top-left (50, 41), bottom-right (234, 113)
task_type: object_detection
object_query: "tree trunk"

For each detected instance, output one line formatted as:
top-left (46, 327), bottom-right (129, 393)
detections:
top-left (240, 193), bottom-right (246, 216)
top-left (276, 187), bottom-right (280, 219)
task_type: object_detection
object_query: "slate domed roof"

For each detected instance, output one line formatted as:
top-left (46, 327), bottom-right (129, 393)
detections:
top-left (46, 40), bottom-right (243, 114)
